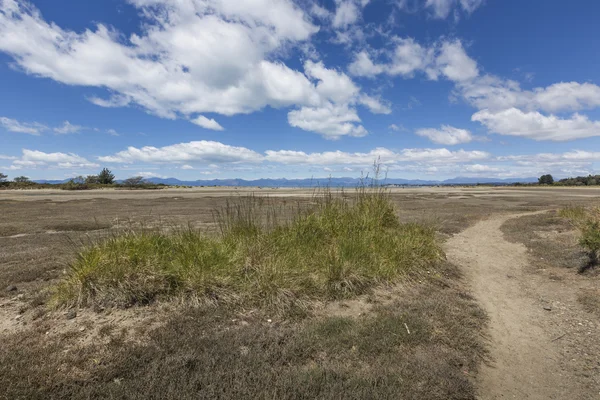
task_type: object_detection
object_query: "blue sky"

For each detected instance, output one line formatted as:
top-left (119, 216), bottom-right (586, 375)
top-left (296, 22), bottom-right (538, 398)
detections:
top-left (1, 0), bottom-right (600, 181)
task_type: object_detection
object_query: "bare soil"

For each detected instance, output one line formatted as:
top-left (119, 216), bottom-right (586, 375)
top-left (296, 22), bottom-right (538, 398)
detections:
top-left (1, 186), bottom-right (600, 398)
top-left (448, 211), bottom-right (600, 399)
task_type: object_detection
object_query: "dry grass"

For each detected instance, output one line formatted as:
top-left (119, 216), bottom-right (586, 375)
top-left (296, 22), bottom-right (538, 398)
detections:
top-left (578, 289), bottom-right (600, 317)
top-left (500, 211), bottom-right (586, 271)
top-left (0, 265), bottom-right (487, 400)
top-left (54, 187), bottom-right (443, 314)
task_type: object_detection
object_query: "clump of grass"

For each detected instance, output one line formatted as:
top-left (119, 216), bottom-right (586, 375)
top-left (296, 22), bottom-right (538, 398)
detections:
top-left (559, 206), bottom-right (600, 271)
top-left (54, 184), bottom-right (443, 311)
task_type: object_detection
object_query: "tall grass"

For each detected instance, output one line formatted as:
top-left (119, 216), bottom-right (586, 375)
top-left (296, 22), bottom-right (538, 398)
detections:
top-left (55, 183), bottom-right (443, 312)
top-left (560, 205), bottom-right (600, 271)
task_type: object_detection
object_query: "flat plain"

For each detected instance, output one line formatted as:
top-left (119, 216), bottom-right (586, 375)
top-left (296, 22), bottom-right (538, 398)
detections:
top-left (1, 186), bottom-right (599, 399)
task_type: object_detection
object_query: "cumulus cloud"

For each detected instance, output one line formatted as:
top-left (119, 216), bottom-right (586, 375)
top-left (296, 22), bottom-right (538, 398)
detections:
top-left (332, 0), bottom-right (370, 29)
top-left (264, 147), bottom-right (488, 164)
top-left (348, 39), bottom-right (478, 82)
top-left (458, 78), bottom-right (600, 113)
top-left (287, 103), bottom-right (368, 139)
top-left (472, 108), bottom-right (600, 141)
top-left (0, 1), bottom-right (392, 138)
top-left (416, 125), bottom-right (473, 145)
top-left (191, 116), bottom-right (225, 131)
top-left (98, 140), bottom-right (263, 164)
top-left (7, 149), bottom-right (99, 170)
top-left (54, 121), bottom-right (83, 135)
top-left (0, 117), bottom-right (48, 135)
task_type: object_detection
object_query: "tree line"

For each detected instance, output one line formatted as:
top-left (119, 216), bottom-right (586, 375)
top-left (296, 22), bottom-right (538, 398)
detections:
top-left (0, 169), bottom-right (161, 189)
top-left (538, 174), bottom-right (600, 186)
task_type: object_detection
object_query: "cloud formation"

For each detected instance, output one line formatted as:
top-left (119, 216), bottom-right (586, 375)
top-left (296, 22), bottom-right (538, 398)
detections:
top-left (416, 125), bottom-right (473, 145)
top-left (0, 0), bottom-right (386, 138)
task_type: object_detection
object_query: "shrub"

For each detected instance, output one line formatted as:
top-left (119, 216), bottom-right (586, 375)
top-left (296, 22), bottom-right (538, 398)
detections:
top-left (54, 185), bottom-right (443, 312)
top-left (560, 206), bottom-right (600, 271)
top-left (0, 172), bottom-right (7, 182)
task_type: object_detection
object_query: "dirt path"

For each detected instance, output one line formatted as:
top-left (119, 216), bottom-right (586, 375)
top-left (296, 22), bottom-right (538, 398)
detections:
top-left (447, 212), bottom-right (577, 400)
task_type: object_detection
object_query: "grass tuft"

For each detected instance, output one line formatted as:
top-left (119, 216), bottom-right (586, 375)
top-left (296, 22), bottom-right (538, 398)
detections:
top-left (54, 185), bottom-right (443, 312)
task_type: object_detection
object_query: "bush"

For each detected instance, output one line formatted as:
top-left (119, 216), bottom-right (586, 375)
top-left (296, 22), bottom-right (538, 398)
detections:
top-left (54, 186), bottom-right (443, 312)
top-left (560, 206), bottom-right (600, 271)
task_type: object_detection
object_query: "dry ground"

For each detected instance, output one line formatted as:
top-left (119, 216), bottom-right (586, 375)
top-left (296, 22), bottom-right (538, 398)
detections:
top-left (1, 186), bottom-right (599, 399)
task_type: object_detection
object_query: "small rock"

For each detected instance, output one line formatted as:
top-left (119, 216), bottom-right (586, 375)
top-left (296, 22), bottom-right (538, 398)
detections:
top-left (79, 327), bottom-right (86, 332)
top-left (14, 314), bottom-right (22, 321)
top-left (267, 319), bottom-right (272, 323)
top-left (66, 310), bottom-right (77, 320)
top-left (543, 306), bottom-right (552, 311)
top-left (239, 320), bottom-right (249, 327)
top-left (6, 285), bottom-right (17, 292)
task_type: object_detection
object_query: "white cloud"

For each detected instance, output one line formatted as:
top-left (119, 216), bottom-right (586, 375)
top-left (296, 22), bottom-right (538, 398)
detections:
top-left (389, 124), bottom-right (407, 132)
top-left (416, 125), bottom-right (473, 145)
top-left (0, 1), bottom-right (391, 137)
top-left (424, 0), bottom-right (484, 19)
top-left (398, 148), bottom-right (489, 163)
top-left (107, 129), bottom-right (120, 137)
top-left (0, 154), bottom-right (17, 160)
top-left (332, 0), bottom-right (370, 29)
top-left (310, 4), bottom-right (331, 19)
top-left (347, 51), bottom-right (385, 77)
top-left (432, 40), bottom-right (478, 82)
top-left (265, 146), bottom-right (488, 164)
top-left (7, 149), bottom-right (99, 170)
top-left (304, 60), bottom-right (359, 104)
top-left (472, 108), bottom-right (600, 141)
top-left (181, 164), bottom-right (194, 170)
top-left (191, 115), bottom-right (225, 131)
top-left (358, 94), bottom-right (392, 114)
top-left (54, 121), bottom-right (83, 134)
top-left (0, 1), bottom-right (315, 117)
top-left (458, 78), bottom-right (600, 113)
top-left (98, 140), bottom-right (263, 164)
top-left (287, 103), bottom-right (367, 139)
top-left (348, 38), bottom-right (478, 82)
top-left (0, 117), bottom-right (48, 135)
top-left (135, 172), bottom-right (165, 179)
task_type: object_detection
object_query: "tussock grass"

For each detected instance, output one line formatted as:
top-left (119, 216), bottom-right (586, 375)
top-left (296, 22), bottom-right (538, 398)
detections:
top-left (54, 185), bottom-right (443, 311)
top-left (560, 206), bottom-right (600, 271)
top-left (1, 277), bottom-right (486, 400)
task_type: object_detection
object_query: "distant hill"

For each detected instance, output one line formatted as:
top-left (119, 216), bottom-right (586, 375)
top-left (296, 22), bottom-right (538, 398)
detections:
top-left (141, 176), bottom-right (538, 187)
top-left (32, 176), bottom-right (538, 187)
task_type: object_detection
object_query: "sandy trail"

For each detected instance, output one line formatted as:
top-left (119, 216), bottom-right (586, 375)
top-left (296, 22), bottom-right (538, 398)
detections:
top-left (447, 212), bottom-right (575, 400)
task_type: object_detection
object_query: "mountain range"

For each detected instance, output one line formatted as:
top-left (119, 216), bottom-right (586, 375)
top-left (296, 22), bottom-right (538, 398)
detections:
top-left (35, 176), bottom-right (538, 187)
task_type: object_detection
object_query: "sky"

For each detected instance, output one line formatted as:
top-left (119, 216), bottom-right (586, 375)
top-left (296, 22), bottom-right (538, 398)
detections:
top-left (1, 0), bottom-right (600, 181)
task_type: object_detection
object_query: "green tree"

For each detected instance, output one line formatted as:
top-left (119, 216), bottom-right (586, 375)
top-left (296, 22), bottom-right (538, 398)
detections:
top-left (70, 176), bottom-right (85, 184)
top-left (538, 174), bottom-right (554, 185)
top-left (14, 176), bottom-right (31, 183)
top-left (0, 172), bottom-right (7, 183)
top-left (98, 168), bottom-right (115, 185)
top-left (85, 175), bottom-right (100, 184)
top-left (123, 176), bottom-right (145, 187)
